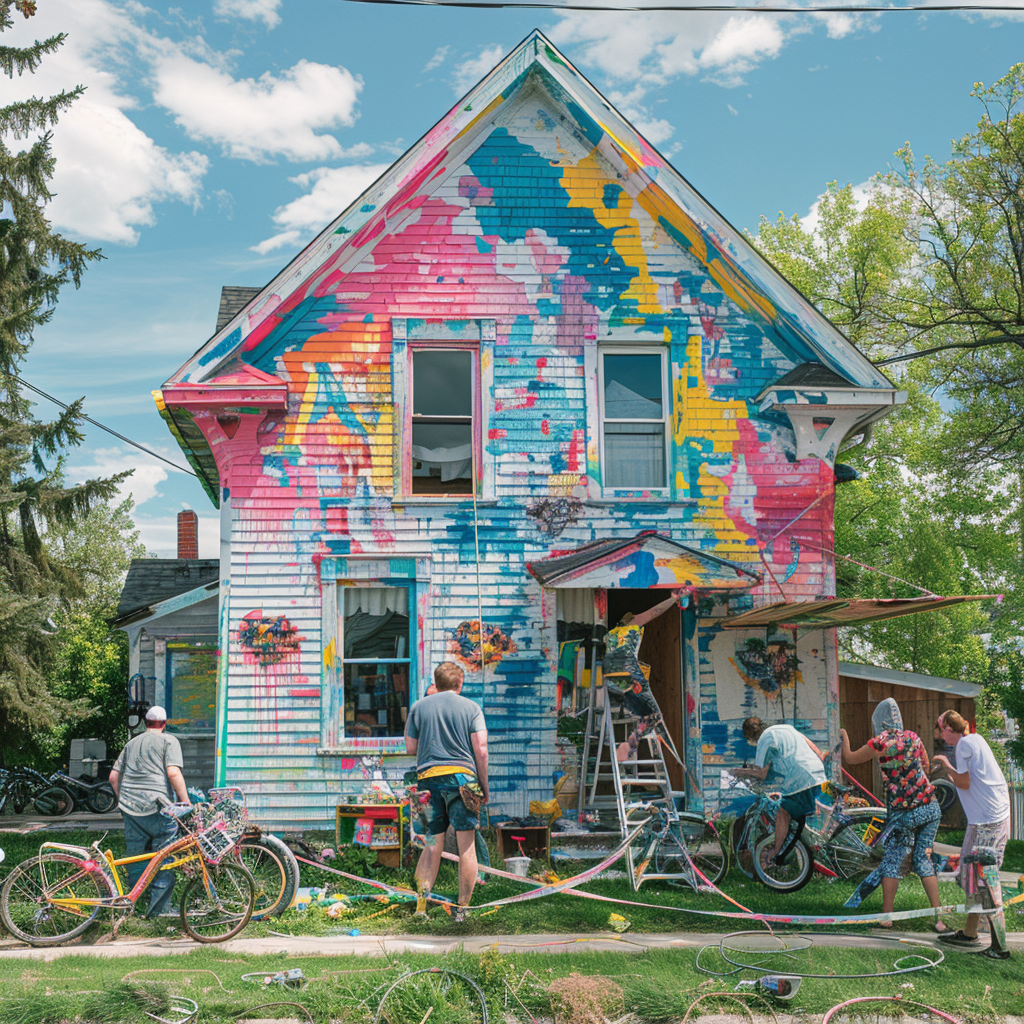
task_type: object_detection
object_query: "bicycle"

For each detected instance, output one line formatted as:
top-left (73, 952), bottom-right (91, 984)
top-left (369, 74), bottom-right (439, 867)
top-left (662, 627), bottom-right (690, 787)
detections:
top-left (731, 777), bottom-right (888, 892)
top-left (0, 795), bottom-right (256, 945)
top-left (42, 769), bottom-right (116, 814)
top-left (627, 803), bottom-right (730, 889)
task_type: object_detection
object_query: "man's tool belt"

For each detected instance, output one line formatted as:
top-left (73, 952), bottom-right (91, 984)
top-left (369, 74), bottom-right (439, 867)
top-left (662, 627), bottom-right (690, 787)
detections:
top-left (460, 782), bottom-right (483, 814)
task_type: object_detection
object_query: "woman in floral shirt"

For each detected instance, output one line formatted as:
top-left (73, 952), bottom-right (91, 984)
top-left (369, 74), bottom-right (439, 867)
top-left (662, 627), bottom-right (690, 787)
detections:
top-left (841, 698), bottom-right (946, 931)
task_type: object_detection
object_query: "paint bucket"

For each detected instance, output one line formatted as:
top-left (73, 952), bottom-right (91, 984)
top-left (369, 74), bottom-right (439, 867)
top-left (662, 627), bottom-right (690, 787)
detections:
top-left (505, 856), bottom-right (531, 877)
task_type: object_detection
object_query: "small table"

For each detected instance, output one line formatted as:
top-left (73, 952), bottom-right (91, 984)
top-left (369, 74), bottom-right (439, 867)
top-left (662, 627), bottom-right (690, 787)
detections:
top-left (496, 824), bottom-right (550, 864)
top-left (336, 802), bottom-right (405, 868)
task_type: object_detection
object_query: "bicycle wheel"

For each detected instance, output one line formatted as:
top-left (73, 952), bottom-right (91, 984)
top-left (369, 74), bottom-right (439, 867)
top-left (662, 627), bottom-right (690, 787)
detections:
top-left (735, 809), bottom-right (773, 879)
top-left (180, 860), bottom-right (255, 942)
top-left (236, 834), bottom-right (299, 919)
top-left (825, 811), bottom-right (887, 881)
top-left (32, 786), bottom-right (75, 817)
top-left (86, 785), bottom-right (117, 814)
top-left (752, 834), bottom-right (813, 892)
top-left (0, 853), bottom-right (116, 946)
top-left (660, 815), bottom-right (728, 886)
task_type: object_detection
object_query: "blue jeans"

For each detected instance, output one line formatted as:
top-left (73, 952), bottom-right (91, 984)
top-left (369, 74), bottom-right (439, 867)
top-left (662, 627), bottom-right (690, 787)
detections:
top-left (880, 800), bottom-right (941, 879)
top-left (122, 810), bottom-right (178, 916)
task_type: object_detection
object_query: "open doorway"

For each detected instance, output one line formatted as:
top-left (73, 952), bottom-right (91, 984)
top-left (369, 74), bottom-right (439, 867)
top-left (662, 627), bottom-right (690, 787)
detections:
top-left (606, 590), bottom-right (683, 792)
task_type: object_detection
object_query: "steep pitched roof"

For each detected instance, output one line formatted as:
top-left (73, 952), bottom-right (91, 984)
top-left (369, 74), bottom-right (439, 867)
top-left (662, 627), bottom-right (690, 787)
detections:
top-left (162, 30), bottom-right (893, 393)
top-left (113, 559), bottom-right (220, 624)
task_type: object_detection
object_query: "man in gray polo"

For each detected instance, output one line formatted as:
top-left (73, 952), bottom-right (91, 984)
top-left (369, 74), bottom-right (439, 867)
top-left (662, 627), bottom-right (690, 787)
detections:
top-left (108, 706), bottom-right (190, 917)
top-left (405, 661), bottom-right (488, 918)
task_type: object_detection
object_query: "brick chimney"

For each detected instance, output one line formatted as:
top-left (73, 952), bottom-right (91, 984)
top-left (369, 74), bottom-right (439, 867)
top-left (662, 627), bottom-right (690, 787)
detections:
top-left (177, 510), bottom-right (199, 560)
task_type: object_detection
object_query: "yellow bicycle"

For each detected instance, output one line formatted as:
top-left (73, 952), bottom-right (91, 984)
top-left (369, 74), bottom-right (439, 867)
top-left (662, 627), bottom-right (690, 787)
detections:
top-left (0, 798), bottom-right (255, 946)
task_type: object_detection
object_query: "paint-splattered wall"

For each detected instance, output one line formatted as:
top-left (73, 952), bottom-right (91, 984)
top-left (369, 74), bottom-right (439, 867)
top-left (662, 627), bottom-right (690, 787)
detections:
top-left (158, 39), bottom-right (892, 828)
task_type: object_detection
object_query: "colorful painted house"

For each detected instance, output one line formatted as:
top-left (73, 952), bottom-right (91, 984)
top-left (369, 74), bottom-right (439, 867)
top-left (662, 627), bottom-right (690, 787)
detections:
top-left (155, 31), bottom-right (910, 827)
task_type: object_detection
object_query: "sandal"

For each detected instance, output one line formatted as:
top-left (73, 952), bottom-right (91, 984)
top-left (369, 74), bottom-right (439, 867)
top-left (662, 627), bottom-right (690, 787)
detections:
top-left (932, 920), bottom-right (950, 934)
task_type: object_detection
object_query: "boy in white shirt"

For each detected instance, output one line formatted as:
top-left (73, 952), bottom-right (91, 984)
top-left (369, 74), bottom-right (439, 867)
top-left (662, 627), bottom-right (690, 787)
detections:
top-left (933, 709), bottom-right (1011, 959)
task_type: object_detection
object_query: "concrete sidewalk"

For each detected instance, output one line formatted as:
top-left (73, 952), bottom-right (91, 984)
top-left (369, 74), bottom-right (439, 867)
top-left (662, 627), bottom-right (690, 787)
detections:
top-left (1, 928), bottom-right (1021, 960)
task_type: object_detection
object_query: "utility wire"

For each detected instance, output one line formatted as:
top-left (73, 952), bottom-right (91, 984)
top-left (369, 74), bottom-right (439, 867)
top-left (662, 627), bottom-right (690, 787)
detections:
top-left (336, 0), bottom-right (1024, 12)
top-left (14, 375), bottom-right (199, 478)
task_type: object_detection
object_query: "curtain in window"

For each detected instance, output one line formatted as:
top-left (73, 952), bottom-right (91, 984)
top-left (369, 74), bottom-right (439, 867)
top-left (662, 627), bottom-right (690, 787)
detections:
top-left (604, 424), bottom-right (665, 488)
top-left (344, 587), bottom-right (408, 616)
top-left (557, 589), bottom-right (598, 625)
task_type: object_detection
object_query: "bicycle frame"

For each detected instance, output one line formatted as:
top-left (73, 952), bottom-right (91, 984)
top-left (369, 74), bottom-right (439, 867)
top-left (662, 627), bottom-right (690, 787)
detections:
top-left (38, 830), bottom-right (218, 914)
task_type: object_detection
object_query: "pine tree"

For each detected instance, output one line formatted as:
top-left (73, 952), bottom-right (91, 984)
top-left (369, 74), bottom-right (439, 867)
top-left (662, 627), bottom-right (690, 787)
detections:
top-left (0, 1), bottom-right (125, 760)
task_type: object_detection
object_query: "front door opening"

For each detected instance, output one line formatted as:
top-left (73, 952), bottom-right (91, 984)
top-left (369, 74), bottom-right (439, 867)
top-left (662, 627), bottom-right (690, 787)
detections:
top-left (606, 589), bottom-right (684, 793)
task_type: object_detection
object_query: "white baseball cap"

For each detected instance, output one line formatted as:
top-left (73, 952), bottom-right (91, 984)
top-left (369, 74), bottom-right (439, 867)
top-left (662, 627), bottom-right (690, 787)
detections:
top-left (145, 705), bottom-right (168, 722)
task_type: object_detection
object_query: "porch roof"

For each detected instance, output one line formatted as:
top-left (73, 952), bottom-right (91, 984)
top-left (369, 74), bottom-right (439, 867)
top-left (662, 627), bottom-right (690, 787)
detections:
top-left (526, 530), bottom-right (762, 590)
top-left (719, 594), bottom-right (998, 629)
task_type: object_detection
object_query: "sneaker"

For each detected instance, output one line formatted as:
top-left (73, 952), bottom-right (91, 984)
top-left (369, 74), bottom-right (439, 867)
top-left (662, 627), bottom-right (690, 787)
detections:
top-left (938, 929), bottom-right (980, 947)
top-left (981, 946), bottom-right (1011, 960)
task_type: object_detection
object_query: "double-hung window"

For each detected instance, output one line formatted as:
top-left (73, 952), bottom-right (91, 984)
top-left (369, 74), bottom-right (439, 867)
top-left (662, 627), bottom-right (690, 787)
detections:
top-left (341, 585), bottom-right (413, 738)
top-left (409, 347), bottom-right (476, 495)
top-left (600, 350), bottom-right (668, 490)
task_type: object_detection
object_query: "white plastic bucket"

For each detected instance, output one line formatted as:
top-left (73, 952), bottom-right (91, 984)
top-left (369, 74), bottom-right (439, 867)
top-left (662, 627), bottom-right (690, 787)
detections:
top-left (504, 856), bottom-right (531, 877)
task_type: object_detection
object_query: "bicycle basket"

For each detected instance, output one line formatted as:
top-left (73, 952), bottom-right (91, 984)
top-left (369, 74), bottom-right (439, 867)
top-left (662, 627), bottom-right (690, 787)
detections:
top-left (189, 798), bottom-right (248, 837)
top-left (196, 821), bottom-right (236, 864)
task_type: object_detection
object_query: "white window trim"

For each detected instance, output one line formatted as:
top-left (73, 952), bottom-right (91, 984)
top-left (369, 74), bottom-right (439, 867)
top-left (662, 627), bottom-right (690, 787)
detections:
top-left (598, 346), bottom-right (670, 496)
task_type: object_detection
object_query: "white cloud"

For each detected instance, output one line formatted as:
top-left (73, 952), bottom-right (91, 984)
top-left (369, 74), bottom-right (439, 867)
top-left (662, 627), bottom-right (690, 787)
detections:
top-left (253, 163), bottom-right (391, 252)
top-left (727, 104), bottom-right (739, 116)
top-left (50, 98), bottom-right (208, 245)
top-left (213, 0), bottom-right (282, 28)
top-left (548, 9), bottom-right (857, 91)
top-left (608, 86), bottom-right (675, 145)
top-left (451, 45), bottom-right (505, 95)
top-left (800, 179), bottom-right (874, 235)
top-left (68, 447), bottom-right (170, 509)
top-left (5, 0), bottom-right (209, 244)
top-left (153, 56), bottom-right (364, 162)
top-left (423, 46), bottom-right (450, 72)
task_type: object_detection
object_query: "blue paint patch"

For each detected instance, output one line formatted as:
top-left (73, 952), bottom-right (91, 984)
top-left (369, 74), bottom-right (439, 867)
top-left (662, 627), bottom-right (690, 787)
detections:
top-left (621, 551), bottom-right (659, 588)
top-left (199, 326), bottom-right (242, 367)
top-left (476, 236), bottom-right (493, 254)
top-left (602, 184), bottom-right (623, 209)
top-left (360, 204), bottom-right (375, 212)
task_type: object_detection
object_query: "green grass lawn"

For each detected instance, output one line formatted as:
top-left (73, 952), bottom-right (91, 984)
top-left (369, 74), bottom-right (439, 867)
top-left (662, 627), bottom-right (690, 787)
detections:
top-left (0, 944), bottom-right (1021, 1023)
top-left (1, 828), bottom-right (1022, 944)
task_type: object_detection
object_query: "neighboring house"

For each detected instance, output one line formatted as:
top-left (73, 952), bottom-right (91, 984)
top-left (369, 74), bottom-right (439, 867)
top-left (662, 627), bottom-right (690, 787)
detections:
top-left (151, 31), bottom-right (933, 828)
top-left (111, 511), bottom-right (219, 790)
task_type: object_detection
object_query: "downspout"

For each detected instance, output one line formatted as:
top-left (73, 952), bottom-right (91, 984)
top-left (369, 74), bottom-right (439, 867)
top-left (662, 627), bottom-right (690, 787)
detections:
top-left (214, 488), bottom-right (232, 787)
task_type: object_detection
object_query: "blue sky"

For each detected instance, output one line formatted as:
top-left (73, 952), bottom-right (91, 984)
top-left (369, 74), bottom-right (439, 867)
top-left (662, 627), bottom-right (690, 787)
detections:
top-left (7, 0), bottom-right (1023, 556)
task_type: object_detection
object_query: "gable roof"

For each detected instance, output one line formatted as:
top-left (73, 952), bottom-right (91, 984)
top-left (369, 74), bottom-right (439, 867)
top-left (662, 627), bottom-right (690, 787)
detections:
top-left (162, 30), bottom-right (893, 393)
top-left (527, 531), bottom-right (761, 590)
top-left (113, 558), bottom-right (220, 625)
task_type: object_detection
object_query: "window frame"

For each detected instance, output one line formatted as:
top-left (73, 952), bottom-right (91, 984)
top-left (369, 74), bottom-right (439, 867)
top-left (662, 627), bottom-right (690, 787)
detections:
top-left (338, 581), bottom-right (415, 743)
top-left (319, 564), bottom-right (426, 755)
top-left (402, 341), bottom-right (481, 498)
top-left (597, 346), bottom-right (670, 495)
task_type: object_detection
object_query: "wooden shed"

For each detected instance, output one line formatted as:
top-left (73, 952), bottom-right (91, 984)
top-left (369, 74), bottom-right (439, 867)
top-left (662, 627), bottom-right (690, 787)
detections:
top-left (838, 660), bottom-right (980, 804)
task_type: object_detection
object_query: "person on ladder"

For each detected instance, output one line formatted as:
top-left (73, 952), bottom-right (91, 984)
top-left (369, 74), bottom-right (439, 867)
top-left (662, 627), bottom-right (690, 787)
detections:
top-left (602, 589), bottom-right (686, 766)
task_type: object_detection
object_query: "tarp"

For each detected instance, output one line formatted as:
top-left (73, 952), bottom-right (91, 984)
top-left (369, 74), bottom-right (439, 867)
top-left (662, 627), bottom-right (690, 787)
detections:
top-left (720, 594), bottom-right (998, 629)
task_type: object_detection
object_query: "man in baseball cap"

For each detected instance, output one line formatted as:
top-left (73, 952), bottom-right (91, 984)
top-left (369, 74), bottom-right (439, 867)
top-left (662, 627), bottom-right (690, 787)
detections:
top-left (109, 706), bottom-right (191, 917)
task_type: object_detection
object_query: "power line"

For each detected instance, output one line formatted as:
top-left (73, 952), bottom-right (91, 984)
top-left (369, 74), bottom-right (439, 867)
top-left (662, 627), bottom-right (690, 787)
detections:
top-left (337, 0), bottom-right (1024, 12)
top-left (14, 376), bottom-right (199, 479)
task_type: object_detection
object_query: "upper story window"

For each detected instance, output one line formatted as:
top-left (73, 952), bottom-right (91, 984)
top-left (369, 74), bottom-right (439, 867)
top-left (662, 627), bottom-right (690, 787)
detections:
top-left (600, 350), bottom-right (668, 490)
top-left (410, 347), bottom-right (476, 495)
top-left (342, 585), bottom-right (412, 739)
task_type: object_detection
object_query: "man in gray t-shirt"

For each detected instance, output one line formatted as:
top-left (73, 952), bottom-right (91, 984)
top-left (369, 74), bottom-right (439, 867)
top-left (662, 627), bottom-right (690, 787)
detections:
top-left (405, 661), bottom-right (488, 916)
top-left (109, 706), bottom-right (190, 917)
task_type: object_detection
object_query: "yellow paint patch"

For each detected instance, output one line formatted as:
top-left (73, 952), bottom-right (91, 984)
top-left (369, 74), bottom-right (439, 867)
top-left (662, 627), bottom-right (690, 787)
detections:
top-left (559, 153), bottom-right (662, 316)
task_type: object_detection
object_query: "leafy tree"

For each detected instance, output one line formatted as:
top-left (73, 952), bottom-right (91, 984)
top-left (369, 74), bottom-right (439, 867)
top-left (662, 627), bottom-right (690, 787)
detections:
top-left (0, 1), bottom-right (125, 762)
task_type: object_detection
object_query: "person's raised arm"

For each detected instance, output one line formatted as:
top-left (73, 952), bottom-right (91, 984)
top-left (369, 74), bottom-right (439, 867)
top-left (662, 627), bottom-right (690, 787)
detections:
top-left (631, 589), bottom-right (685, 628)
top-left (471, 729), bottom-right (489, 803)
top-left (404, 733), bottom-right (418, 757)
top-left (840, 728), bottom-right (878, 766)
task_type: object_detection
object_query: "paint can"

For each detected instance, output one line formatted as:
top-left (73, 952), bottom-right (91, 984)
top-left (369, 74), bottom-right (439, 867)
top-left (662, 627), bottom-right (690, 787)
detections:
top-left (505, 856), bottom-right (531, 877)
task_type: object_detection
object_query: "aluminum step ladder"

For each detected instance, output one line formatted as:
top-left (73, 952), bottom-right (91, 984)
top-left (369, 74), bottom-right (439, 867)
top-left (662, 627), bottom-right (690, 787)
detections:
top-left (574, 637), bottom-right (690, 890)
